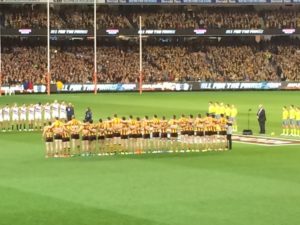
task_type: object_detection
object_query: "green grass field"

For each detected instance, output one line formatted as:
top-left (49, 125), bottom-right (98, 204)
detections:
top-left (1, 91), bottom-right (300, 225)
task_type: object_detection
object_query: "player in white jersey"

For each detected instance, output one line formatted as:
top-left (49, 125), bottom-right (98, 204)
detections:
top-left (11, 103), bottom-right (20, 131)
top-left (35, 103), bottom-right (43, 130)
top-left (0, 106), bottom-right (3, 132)
top-left (3, 104), bottom-right (11, 132)
top-left (28, 104), bottom-right (35, 131)
top-left (59, 102), bottom-right (67, 120)
top-left (52, 100), bottom-right (60, 120)
top-left (43, 103), bottom-right (52, 126)
top-left (19, 104), bottom-right (27, 131)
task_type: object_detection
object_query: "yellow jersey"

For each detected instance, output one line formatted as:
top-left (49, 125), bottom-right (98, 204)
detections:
top-left (289, 109), bottom-right (296, 119)
top-left (208, 105), bottom-right (215, 114)
top-left (282, 110), bottom-right (289, 120)
top-left (225, 107), bottom-right (231, 117)
top-left (296, 111), bottom-right (300, 120)
top-left (231, 107), bottom-right (238, 118)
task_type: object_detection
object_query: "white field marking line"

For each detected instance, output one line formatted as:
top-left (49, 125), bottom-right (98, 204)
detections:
top-left (234, 141), bottom-right (300, 147)
top-left (234, 134), bottom-right (300, 142)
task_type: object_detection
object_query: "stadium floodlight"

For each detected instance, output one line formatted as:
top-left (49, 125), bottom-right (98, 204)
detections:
top-left (47, 0), bottom-right (50, 96)
top-left (0, 22), bottom-right (2, 97)
top-left (93, 0), bottom-right (97, 95)
top-left (139, 16), bottom-right (143, 95)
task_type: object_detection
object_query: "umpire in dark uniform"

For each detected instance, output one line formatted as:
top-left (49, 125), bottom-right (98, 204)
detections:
top-left (226, 117), bottom-right (233, 150)
top-left (66, 103), bottom-right (74, 121)
top-left (257, 104), bottom-right (266, 134)
top-left (84, 107), bottom-right (93, 123)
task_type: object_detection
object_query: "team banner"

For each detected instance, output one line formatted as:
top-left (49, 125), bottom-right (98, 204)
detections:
top-left (0, 0), bottom-right (298, 3)
top-left (1, 28), bottom-right (299, 37)
top-left (1, 82), bottom-right (300, 94)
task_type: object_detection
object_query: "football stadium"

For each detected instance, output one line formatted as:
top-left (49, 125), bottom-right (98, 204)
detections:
top-left (1, 2), bottom-right (300, 225)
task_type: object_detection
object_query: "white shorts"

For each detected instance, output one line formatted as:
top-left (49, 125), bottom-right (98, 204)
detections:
top-left (3, 115), bottom-right (10, 121)
top-left (52, 112), bottom-right (59, 119)
top-left (20, 115), bottom-right (27, 121)
top-left (28, 115), bottom-right (34, 121)
top-left (35, 114), bottom-right (42, 120)
top-left (44, 113), bottom-right (51, 120)
top-left (60, 113), bottom-right (67, 119)
top-left (0, 117), bottom-right (3, 122)
top-left (12, 115), bottom-right (19, 121)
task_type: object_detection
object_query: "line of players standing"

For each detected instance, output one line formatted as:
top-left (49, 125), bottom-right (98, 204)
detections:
top-left (0, 100), bottom-right (74, 132)
top-left (42, 112), bottom-right (236, 158)
top-left (282, 105), bottom-right (300, 136)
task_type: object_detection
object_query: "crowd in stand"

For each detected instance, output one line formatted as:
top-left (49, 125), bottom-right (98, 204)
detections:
top-left (2, 37), bottom-right (300, 85)
top-left (1, 5), bottom-right (300, 29)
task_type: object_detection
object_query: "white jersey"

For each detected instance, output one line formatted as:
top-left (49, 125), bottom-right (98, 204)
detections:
top-left (59, 104), bottom-right (67, 119)
top-left (44, 105), bottom-right (51, 120)
top-left (28, 106), bottom-right (35, 121)
top-left (20, 107), bottom-right (27, 121)
top-left (35, 105), bottom-right (42, 120)
top-left (52, 103), bottom-right (60, 118)
top-left (0, 108), bottom-right (3, 122)
top-left (3, 107), bottom-right (10, 121)
top-left (12, 106), bottom-right (19, 121)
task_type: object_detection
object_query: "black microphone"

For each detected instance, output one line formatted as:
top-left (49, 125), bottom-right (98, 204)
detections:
top-left (248, 108), bottom-right (252, 112)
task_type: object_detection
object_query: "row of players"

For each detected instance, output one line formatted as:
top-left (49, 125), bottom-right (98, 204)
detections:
top-left (208, 102), bottom-right (238, 131)
top-left (0, 101), bottom-right (73, 131)
top-left (43, 114), bottom-right (233, 158)
top-left (282, 105), bottom-right (300, 136)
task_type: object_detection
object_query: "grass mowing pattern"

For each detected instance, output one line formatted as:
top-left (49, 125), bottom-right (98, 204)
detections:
top-left (0, 91), bottom-right (300, 225)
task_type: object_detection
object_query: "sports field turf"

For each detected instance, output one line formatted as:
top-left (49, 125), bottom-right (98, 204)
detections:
top-left (0, 91), bottom-right (300, 225)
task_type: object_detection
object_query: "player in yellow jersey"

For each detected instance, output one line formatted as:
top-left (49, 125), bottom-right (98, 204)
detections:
top-left (168, 115), bottom-right (179, 152)
top-left (289, 105), bottom-right (296, 136)
top-left (128, 115), bottom-right (137, 153)
top-left (215, 102), bottom-right (221, 119)
top-left (142, 116), bottom-right (152, 153)
top-left (151, 115), bottom-right (161, 152)
top-left (135, 117), bottom-right (143, 154)
top-left (224, 104), bottom-right (231, 118)
top-left (218, 114), bottom-right (228, 150)
top-left (203, 113), bottom-right (213, 151)
top-left (97, 119), bottom-right (106, 155)
top-left (208, 102), bottom-right (216, 116)
top-left (112, 114), bottom-right (122, 151)
top-left (104, 117), bottom-right (114, 154)
top-left (42, 122), bottom-right (54, 158)
top-left (187, 115), bottom-right (195, 152)
top-left (89, 121), bottom-right (97, 155)
top-left (296, 107), bottom-right (300, 136)
top-left (67, 116), bottom-right (82, 155)
top-left (179, 114), bottom-right (188, 151)
top-left (62, 121), bottom-right (71, 157)
top-left (219, 103), bottom-right (225, 116)
top-left (52, 118), bottom-right (64, 157)
top-left (160, 116), bottom-right (168, 152)
top-left (230, 105), bottom-right (238, 132)
top-left (120, 117), bottom-right (129, 154)
top-left (194, 114), bottom-right (205, 151)
top-left (281, 106), bottom-right (289, 136)
top-left (81, 121), bottom-right (91, 155)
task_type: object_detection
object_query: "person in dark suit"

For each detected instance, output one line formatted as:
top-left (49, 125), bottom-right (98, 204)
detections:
top-left (84, 107), bottom-right (93, 123)
top-left (257, 104), bottom-right (266, 134)
top-left (66, 103), bottom-right (74, 121)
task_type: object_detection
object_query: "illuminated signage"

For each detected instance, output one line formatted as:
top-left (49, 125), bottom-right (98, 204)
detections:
top-left (18, 29), bottom-right (32, 34)
top-left (225, 29), bottom-right (264, 34)
top-left (106, 29), bottom-right (120, 35)
top-left (193, 29), bottom-right (207, 35)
